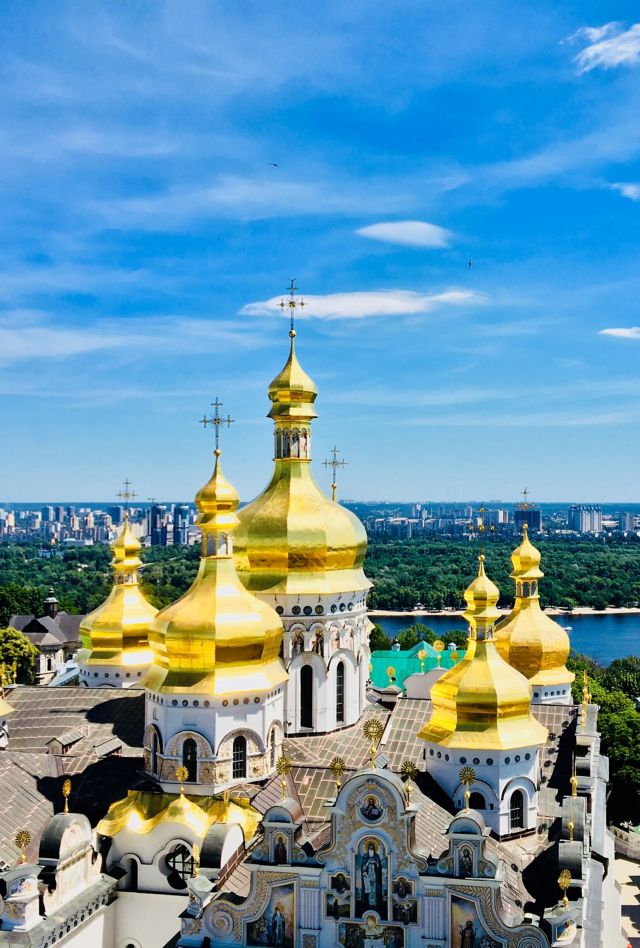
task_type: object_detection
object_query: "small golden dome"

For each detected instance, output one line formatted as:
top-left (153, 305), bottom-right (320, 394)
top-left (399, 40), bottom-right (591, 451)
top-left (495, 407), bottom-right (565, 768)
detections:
top-left (418, 557), bottom-right (547, 750)
top-left (267, 330), bottom-right (318, 422)
top-left (235, 330), bottom-right (370, 596)
top-left (495, 529), bottom-right (574, 688)
top-left (144, 453), bottom-right (287, 696)
top-left (78, 516), bottom-right (157, 667)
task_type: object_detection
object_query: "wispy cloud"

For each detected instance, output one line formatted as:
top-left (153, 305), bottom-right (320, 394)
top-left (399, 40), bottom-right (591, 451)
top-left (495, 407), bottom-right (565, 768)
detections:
top-left (609, 182), bottom-right (640, 201)
top-left (356, 220), bottom-right (453, 249)
top-left (569, 22), bottom-right (640, 74)
top-left (240, 289), bottom-right (488, 320)
top-left (599, 327), bottom-right (640, 339)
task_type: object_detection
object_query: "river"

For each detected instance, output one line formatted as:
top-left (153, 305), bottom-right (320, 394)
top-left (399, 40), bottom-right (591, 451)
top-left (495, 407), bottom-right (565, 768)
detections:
top-left (374, 613), bottom-right (638, 664)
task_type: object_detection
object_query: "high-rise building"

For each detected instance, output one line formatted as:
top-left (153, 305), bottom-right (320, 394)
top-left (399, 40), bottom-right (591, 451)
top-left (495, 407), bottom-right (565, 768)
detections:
top-left (41, 505), bottom-right (55, 522)
top-left (108, 505), bottom-right (125, 526)
top-left (148, 504), bottom-right (168, 546)
top-left (618, 511), bottom-right (635, 533)
top-left (173, 504), bottom-right (191, 545)
top-left (55, 505), bottom-right (65, 523)
top-left (568, 505), bottom-right (603, 534)
top-left (514, 505), bottom-right (542, 533)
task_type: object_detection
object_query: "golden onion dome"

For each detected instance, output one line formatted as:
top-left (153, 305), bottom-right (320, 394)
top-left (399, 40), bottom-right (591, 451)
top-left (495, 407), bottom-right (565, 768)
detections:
top-left (418, 556), bottom-right (547, 750)
top-left (78, 516), bottom-right (157, 667)
top-left (234, 330), bottom-right (370, 596)
top-left (144, 451), bottom-right (287, 696)
top-left (495, 526), bottom-right (574, 688)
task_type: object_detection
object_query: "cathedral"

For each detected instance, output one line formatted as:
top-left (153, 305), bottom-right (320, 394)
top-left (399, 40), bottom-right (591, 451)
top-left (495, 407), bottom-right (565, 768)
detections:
top-left (0, 293), bottom-right (623, 948)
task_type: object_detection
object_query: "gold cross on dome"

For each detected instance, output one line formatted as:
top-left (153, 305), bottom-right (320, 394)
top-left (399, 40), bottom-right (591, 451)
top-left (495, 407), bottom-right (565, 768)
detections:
top-left (323, 446), bottom-right (347, 501)
top-left (522, 486), bottom-right (530, 509)
top-left (117, 479), bottom-right (137, 505)
top-left (200, 396), bottom-right (234, 455)
top-left (279, 278), bottom-right (305, 334)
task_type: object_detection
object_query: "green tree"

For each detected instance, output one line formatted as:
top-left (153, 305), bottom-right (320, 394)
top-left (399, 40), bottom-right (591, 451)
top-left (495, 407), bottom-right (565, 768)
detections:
top-left (0, 583), bottom-right (42, 626)
top-left (0, 626), bottom-right (40, 684)
top-left (369, 624), bottom-right (391, 652)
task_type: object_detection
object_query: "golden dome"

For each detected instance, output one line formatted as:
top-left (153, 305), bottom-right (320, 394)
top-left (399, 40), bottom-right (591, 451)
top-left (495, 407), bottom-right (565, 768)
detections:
top-left (78, 516), bottom-right (157, 667)
top-left (495, 526), bottom-right (574, 688)
top-left (234, 330), bottom-right (370, 595)
top-left (144, 452), bottom-right (287, 696)
top-left (418, 556), bottom-right (547, 750)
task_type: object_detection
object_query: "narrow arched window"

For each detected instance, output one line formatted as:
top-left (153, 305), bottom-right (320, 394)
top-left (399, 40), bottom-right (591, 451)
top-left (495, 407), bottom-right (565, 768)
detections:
top-left (232, 736), bottom-right (247, 779)
top-left (510, 789), bottom-right (525, 830)
top-left (336, 661), bottom-right (345, 724)
top-left (182, 738), bottom-right (197, 782)
top-left (469, 791), bottom-right (485, 809)
top-left (270, 728), bottom-right (277, 768)
top-left (151, 731), bottom-right (159, 775)
top-left (300, 665), bottom-right (313, 729)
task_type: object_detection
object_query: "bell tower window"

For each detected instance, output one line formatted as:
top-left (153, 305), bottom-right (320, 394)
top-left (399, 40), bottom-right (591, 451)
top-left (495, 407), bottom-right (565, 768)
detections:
top-left (510, 789), bottom-right (525, 831)
top-left (232, 736), bottom-right (247, 779)
top-left (300, 665), bottom-right (313, 729)
top-left (336, 661), bottom-right (345, 724)
top-left (182, 738), bottom-right (197, 782)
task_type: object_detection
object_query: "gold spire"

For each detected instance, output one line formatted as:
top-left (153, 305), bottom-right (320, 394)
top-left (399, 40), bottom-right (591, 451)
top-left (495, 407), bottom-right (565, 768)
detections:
top-left (78, 485), bottom-right (157, 669)
top-left (495, 525), bottom-right (574, 688)
top-left (235, 285), bottom-right (369, 596)
top-left (144, 407), bottom-right (287, 696)
top-left (418, 556), bottom-right (547, 750)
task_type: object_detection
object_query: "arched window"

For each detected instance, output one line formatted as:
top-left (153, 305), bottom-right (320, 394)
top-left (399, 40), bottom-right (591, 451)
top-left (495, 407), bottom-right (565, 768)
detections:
top-left (47, 657), bottom-right (53, 672)
top-left (469, 791), bottom-right (485, 809)
top-left (182, 738), bottom-right (197, 782)
top-left (510, 789), bottom-right (525, 831)
top-left (336, 661), bottom-right (345, 724)
top-left (232, 736), bottom-right (247, 779)
top-left (151, 731), bottom-right (159, 775)
top-left (165, 844), bottom-right (193, 890)
top-left (270, 728), bottom-right (277, 769)
top-left (300, 665), bottom-right (313, 729)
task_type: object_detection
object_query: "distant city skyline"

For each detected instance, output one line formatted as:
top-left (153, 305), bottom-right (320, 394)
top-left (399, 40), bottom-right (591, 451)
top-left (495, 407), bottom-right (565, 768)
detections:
top-left (2, 4), bottom-right (640, 500)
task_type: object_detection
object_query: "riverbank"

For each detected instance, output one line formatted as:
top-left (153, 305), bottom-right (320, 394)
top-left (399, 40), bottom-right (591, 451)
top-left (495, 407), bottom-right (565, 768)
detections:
top-left (369, 606), bottom-right (640, 618)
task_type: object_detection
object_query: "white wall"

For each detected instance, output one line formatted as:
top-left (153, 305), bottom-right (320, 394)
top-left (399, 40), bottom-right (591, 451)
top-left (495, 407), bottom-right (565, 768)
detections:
top-left (112, 891), bottom-right (188, 948)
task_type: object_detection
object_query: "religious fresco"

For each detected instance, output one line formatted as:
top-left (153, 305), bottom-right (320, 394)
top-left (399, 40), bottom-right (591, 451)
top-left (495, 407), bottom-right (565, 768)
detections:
top-left (331, 872), bottom-right (351, 894)
top-left (391, 899), bottom-right (417, 924)
top-left (273, 834), bottom-right (288, 865)
top-left (246, 883), bottom-right (295, 948)
top-left (326, 892), bottom-right (351, 919)
top-left (457, 845), bottom-right (475, 878)
top-left (450, 895), bottom-right (504, 948)
top-left (354, 838), bottom-right (388, 919)
top-left (360, 795), bottom-right (384, 822)
top-left (392, 878), bottom-right (412, 899)
top-left (338, 916), bottom-right (404, 948)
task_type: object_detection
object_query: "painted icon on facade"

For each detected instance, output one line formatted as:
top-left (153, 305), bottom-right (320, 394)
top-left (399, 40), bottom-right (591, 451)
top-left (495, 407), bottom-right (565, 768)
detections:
top-left (246, 882), bottom-right (295, 947)
top-left (355, 837), bottom-right (388, 919)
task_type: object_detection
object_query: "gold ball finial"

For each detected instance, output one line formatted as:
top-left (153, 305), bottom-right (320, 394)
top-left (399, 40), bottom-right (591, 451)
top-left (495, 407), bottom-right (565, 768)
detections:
top-left (386, 665), bottom-right (396, 685)
top-left (433, 640), bottom-right (445, 668)
top-left (459, 766), bottom-right (476, 811)
top-left (62, 778), bottom-right (72, 814)
top-left (15, 829), bottom-right (32, 864)
top-left (478, 553), bottom-right (485, 563)
top-left (363, 719), bottom-right (385, 768)
top-left (175, 765), bottom-right (189, 793)
top-left (276, 754), bottom-right (293, 799)
top-left (330, 755), bottom-right (346, 794)
top-left (558, 868), bottom-right (572, 907)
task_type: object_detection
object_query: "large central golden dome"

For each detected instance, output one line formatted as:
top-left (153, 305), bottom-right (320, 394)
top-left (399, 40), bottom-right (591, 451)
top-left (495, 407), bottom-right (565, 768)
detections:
top-left (234, 329), bottom-right (370, 596)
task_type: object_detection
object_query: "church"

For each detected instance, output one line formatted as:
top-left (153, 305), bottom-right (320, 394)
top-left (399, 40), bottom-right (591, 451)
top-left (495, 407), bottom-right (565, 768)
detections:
top-left (0, 290), bottom-right (623, 948)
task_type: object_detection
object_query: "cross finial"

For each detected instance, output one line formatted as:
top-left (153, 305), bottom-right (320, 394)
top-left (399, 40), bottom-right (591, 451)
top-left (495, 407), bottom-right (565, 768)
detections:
top-left (323, 446), bottom-right (347, 501)
top-left (117, 479), bottom-right (137, 515)
top-left (279, 278), bottom-right (305, 337)
top-left (200, 396), bottom-right (234, 457)
top-left (522, 486), bottom-right (530, 508)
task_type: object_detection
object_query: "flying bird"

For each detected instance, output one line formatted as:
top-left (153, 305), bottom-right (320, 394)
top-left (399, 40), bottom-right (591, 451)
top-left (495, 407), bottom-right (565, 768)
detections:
top-left (467, 259), bottom-right (472, 269)
top-left (269, 162), bottom-right (278, 167)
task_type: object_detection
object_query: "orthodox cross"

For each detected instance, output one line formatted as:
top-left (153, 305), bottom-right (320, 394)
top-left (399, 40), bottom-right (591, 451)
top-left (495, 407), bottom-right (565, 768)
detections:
top-left (200, 396), bottom-right (234, 456)
top-left (62, 778), bottom-right (72, 814)
top-left (117, 479), bottom-right (137, 516)
top-left (459, 766), bottom-right (476, 811)
top-left (279, 278), bottom-right (305, 334)
top-left (323, 446), bottom-right (347, 501)
top-left (521, 486), bottom-right (530, 509)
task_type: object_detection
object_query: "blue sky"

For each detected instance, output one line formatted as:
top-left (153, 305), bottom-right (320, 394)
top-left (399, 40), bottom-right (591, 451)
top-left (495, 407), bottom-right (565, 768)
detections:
top-left (1, 1), bottom-right (640, 503)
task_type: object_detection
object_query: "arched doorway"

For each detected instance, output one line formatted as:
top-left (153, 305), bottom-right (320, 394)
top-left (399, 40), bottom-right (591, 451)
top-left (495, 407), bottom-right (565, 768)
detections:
top-left (469, 791), bottom-right (485, 809)
top-left (300, 665), bottom-right (313, 729)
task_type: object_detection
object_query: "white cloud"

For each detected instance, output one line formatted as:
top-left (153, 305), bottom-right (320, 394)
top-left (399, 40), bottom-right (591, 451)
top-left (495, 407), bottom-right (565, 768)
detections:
top-left (240, 289), bottom-right (487, 320)
top-left (610, 182), bottom-right (640, 201)
top-left (599, 327), bottom-right (640, 339)
top-left (356, 220), bottom-right (453, 249)
top-left (571, 22), bottom-right (640, 73)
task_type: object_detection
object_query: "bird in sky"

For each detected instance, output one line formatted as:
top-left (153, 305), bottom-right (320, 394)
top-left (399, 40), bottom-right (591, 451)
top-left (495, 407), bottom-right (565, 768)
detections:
top-left (467, 259), bottom-right (472, 268)
top-left (269, 162), bottom-right (278, 167)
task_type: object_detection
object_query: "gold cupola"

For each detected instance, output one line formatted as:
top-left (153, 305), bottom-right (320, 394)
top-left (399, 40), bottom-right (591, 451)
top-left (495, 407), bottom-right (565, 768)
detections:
top-left (495, 525), bottom-right (574, 689)
top-left (418, 556), bottom-right (547, 750)
top-left (78, 516), bottom-right (157, 668)
top-left (144, 448), bottom-right (288, 695)
top-left (234, 324), bottom-right (370, 596)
